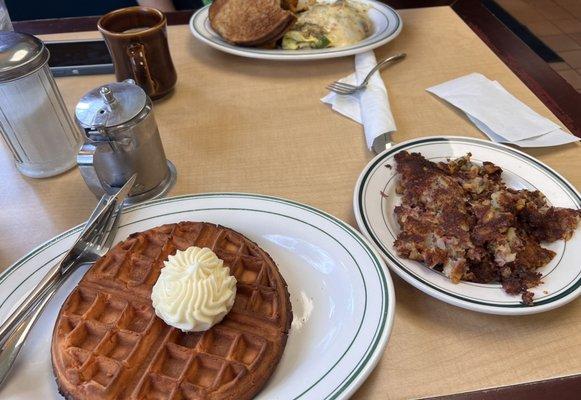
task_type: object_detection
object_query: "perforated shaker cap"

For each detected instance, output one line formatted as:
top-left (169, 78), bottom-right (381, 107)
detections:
top-left (75, 80), bottom-right (147, 130)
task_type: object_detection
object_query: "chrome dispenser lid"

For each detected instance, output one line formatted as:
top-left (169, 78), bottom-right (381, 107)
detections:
top-left (0, 32), bottom-right (49, 82)
top-left (75, 80), bottom-right (147, 130)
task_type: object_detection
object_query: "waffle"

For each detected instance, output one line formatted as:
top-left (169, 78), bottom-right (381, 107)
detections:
top-left (51, 222), bottom-right (292, 400)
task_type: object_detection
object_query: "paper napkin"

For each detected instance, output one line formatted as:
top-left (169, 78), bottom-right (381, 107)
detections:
top-left (321, 51), bottom-right (396, 152)
top-left (427, 73), bottom-right (579, 147)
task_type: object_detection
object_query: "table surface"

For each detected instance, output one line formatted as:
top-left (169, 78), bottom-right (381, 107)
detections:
top-left (1, 6), bottom-right (580, 399)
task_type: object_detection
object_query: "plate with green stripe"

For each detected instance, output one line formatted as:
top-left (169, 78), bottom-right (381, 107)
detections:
top-left (0, 193), bottom-right (394, 399)
top-left (354, 136), bottom-right (581, 315)
top-left (189, 1), bottom-right (402, 61)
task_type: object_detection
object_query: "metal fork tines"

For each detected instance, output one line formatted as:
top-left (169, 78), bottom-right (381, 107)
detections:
top-left (0, 224), bottom-right (113, 387)
top-left (326, 52), bottom-right (407, 95)
top-left (0, 174), bottom-right (136, 387)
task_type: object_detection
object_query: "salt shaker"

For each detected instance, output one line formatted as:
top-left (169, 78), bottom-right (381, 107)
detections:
top-left (0, 32), bottom-right (83, 178)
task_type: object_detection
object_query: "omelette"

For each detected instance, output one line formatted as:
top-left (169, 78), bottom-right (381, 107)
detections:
top-left (282, 0), bottom-right (372, 49)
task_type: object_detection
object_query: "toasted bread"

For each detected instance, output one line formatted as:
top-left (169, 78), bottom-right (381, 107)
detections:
top-left (281, 0), bottom-right (299, 12)
top-left (258, 40), bottom-right (279, 49)
top-left (209, 0), bottom-right (296, 47)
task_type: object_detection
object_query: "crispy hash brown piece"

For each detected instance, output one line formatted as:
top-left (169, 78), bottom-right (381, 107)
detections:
top-left (393, 151), bottom-right (580, 304)
top-left (493, 189), bottom-right (581, 242)
top-left (394, 152), bottom-right (473, 283)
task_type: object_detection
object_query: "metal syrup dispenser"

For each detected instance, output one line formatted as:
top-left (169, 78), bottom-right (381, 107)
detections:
top-left (75, 79), bottom-right (176, 204)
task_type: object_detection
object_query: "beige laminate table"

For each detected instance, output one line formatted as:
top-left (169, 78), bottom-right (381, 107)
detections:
top-left (1, 6), bottom-right (580, 400)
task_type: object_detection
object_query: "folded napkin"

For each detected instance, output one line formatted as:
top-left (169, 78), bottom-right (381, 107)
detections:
top-left (321, 51), bottom-right (396, 152)
top-left (427, 73), bottom-right (579, 147)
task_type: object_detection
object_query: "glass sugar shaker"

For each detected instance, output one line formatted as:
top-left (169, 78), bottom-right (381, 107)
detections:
top-left (0, 0), bottom-right (13, 31)
top-left (0, 32), bottom-right (83, 178)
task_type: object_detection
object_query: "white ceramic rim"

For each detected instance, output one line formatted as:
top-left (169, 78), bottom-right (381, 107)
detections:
top-left (0, 193), bottom-right (395, 399)
top-left (188, 0), bottom-right (403, 61)
top-left (353, 136), bottom-right (581, 316)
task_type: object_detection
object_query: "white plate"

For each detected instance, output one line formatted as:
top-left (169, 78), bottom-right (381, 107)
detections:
top-left (0, 193), bottom-right (394, 399)
top-left (354, 136), bottom-right (581, 315)
top-left (189, 1), bottom-right (402, 61)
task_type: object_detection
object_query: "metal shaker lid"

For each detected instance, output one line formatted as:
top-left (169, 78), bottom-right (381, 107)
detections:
top-left (0, 32), bottom-right (49, 82)
top-left (75, 80), bottom-right (147, 130)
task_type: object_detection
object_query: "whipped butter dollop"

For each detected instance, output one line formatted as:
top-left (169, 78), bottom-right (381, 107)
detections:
top-left (151, 247), bottom-right (237, 332)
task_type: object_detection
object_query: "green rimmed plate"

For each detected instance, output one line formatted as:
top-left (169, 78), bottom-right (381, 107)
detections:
top-left (189, 1), bottom-right (402, 61)
top-left (354, 136), bottom-right (581, 315)
top-left (0, 193), bottom-right (394, 399)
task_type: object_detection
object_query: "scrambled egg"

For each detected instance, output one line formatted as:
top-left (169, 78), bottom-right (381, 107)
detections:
top-left (282, 0), bottom-right (372, 50)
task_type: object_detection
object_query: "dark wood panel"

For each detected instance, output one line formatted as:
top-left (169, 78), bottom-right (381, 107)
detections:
top-left (10, 0), bottom-right (451, 34)
top-left (9, 0), bottom-right (451, 35)
top-left (429, 374), bottom-right (581, 400)
top-left (452, 0), bottom-right (581, 136)
top-left (12, 10), bottom-right (194, 34)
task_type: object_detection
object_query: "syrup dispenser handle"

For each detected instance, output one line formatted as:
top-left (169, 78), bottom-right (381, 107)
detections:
top-left (77, 142), bottom-right (115, 197)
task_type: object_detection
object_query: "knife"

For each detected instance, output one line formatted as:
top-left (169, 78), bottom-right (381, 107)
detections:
top-left (0, 175), bottom-right (136, 387)
top-left (0, 174), bottom-right (136, 346)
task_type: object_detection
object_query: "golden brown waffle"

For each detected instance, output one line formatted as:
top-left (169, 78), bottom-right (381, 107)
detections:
top-left (51, 222), bottom-right (292, 400)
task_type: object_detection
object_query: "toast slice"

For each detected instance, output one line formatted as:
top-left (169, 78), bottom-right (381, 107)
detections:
top-left (209, 0), bottom-right (297, 47)
top-left (281, 0), bottom-right (299, 12)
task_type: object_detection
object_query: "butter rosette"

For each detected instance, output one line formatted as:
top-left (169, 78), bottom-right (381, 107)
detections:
top-left (151, 246), bottom-right (237, 332)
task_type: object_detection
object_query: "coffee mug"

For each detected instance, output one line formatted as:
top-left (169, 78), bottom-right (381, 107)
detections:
top-left (98, 7), bottom-right (177, 99)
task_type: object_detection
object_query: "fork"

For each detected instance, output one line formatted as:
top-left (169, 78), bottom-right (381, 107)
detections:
top-left (326, 53), bottom-right (406, 95)
top-left (0, 175), bottom-right (136, 387)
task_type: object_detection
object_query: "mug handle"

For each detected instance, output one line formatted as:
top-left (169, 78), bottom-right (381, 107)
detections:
top-left (127, 43), bottom-right (156, 96)
top-left (77, 142), bottom-right (115, 197)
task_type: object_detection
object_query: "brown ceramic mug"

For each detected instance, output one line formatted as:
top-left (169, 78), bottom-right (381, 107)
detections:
top-left (98, 7), bottom-right (177, 99)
